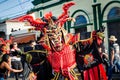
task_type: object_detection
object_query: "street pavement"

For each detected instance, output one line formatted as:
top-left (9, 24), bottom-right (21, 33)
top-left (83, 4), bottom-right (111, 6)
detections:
top-left (7, 73), bottom-right (120, 80)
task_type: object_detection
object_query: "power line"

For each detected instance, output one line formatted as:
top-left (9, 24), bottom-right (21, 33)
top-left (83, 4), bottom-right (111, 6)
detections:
top-left (9, 12), bottom-right (26, 19)
top-left (18, 0), bottom-right (24, 10)
top-left (1, 9), bottom-right (29, 19)
top-left (1, 12), bottom-right (26, 20)
top-left (0, 0), bottom-right (33, 20)
top-left (0, 0), bottom-right (8, 4)
top-left (0, 0), bottom-right (32, 13)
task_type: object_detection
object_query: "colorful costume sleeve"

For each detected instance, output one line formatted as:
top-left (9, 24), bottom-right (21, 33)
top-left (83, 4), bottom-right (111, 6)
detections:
top-left (73, 31), bottom-right (107, 80)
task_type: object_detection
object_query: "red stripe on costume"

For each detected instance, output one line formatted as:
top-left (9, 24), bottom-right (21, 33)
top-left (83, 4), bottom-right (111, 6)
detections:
top-left (84, 66), bottom-right (100, 80)
top-left (99, 64), bottom-right (107, 80)
top-left (84, 70), bottom-right (89, 80)
top-left (93, 66), bottom-right (99, 80)
top-left (89, 68), bottom-right (95, 80)
top-left (42, 44), bottom-right (51, 51)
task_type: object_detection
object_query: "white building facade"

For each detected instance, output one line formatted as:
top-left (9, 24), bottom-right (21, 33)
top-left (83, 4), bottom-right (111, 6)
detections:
top-left (29, 0), bottom-right (120, 51)
top-left (0, 20), bottom-right (38, 44)
top-left (0, 0), bottom-right (120, 50)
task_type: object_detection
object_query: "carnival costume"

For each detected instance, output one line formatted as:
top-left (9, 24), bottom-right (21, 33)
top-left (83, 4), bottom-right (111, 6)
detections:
top-left (23, 44), bottom-right (53, 80)
top-left (72, 31), bottom-right (107, 80)
top-left (20, 2), bottom-right (81, 80)
top-left (19, 2), bottom-right (107, 80)
top-left (0, 37), bottom-right (13, 54)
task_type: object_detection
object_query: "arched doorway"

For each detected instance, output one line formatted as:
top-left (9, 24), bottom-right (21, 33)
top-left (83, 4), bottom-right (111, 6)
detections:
top-left (107, 7), bottom-right (120, 44)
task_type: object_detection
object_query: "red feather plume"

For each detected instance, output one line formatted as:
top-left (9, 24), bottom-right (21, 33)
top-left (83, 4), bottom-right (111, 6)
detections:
top-left (0, 37), bottom-right (13, 45)
top-left (19, 2), bottom-right (75, 30)
top-left (44, 12), bottom-right (53, 20)
top-left (19, 15), bottom-right (46, 30)
top-left (56, 2), bottom-right (75, 27)
top-left (57, 2), bottom-right (75, 21)
top-left (0, 38), bottom-right (6, 45)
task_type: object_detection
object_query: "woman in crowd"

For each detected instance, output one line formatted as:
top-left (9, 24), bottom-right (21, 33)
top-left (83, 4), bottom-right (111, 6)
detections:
top-left (0, 44), bottom-right (7, 57)
top-left (0, 54), bottom-right (23, 80)
top-left (0, 44), bottom-right (11, 79)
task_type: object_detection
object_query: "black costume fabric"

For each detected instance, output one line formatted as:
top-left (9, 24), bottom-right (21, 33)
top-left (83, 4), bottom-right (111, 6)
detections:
top-left (23, 45), bottom-right (53, 80)
top-left (76, 41), bottom-right (102, 71)
top-left (75, 39), bottom-right (107, 80)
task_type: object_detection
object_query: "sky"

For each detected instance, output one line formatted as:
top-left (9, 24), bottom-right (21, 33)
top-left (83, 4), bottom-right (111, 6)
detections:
top-left (0, 0), bottom-right (34, 20)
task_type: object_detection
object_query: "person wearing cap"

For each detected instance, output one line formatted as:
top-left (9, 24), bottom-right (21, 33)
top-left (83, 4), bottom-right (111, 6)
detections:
top-left (108, 35), bottom-right (120, 80)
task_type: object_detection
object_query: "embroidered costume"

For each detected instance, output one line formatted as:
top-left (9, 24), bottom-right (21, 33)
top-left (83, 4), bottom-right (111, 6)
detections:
top-left (73, 31), bottom-right (107, 80)
top-left (19, 1), bottom-right (107, 80)
top-left (23, 44), bottom-right (53, 80)
top-left (20, 2), bottom-right (81, 80)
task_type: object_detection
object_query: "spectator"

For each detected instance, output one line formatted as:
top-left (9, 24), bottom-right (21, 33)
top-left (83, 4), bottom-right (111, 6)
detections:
top-left (0, 44), bottom-right (11, 79)
top-left (98, 44), bottom-right (111, 78)
top-left (24, 40), bottom-right (36, 52)
top-left (10, 42), bottom-right (24, 80)
top-left (108, 35), bottom-right (120, 80)
top-left (6, 41), bottom-right (11, 54)
top-left (0, 44), bottom-right (11, 68)
top-left (0, 54), bottom-right (23, 80)
top-left (0, 44), bottom-right (7, 58)
top-left (98, 44), bottom-right (108, 59)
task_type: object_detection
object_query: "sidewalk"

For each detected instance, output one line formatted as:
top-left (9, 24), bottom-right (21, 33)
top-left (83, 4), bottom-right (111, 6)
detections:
top-left (7, 78), bottom-right (22, 80)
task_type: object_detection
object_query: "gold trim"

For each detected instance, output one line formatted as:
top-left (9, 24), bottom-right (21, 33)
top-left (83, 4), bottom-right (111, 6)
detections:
top-left (24, 50), bottom-right (47, 54)
top-left (61, 27), bottom-right (68, 44)
top-left (51, 72), bottom-right (60, 80)
top-left (73, 32), bottom-right (93, 45)
top-left (55, 72), bottom-right (60, 80)
top-left (65, 78), bottom-right (68, 80)
top-left (39, 60), bottom-right (45, 65)
top-left (70, 68), bottom-right (81, 80)
top-left (45, 35), bottom-right (51, 50)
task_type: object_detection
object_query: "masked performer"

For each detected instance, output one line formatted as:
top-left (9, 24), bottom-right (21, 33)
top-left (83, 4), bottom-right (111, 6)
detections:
top-left (72, 26), bottom-right (107, 80)
top-left (19, 2), bottom-right (107, 80)
top-left (19, 2), bottom-right (82, 80)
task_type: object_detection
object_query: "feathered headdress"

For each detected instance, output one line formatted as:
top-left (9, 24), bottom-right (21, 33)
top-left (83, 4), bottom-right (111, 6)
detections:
top-left (0, 37), bottom-right (13, 54)
top-left (19, 2), bottom-right (75, 31)
top-left (0, 37), bottom-right (13, 45)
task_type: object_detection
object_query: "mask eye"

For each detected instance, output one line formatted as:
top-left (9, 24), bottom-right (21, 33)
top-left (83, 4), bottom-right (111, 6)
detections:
top-left (48, 34), bottom-right (51, 36)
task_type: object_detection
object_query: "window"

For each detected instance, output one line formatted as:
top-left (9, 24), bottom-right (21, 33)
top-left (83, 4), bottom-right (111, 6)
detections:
top-left (74, 15), bottom-right (87, 26)
top-left (40, 11), bottom-right (42, 17)
top-left (108, 7), bottom-right (120, 19)
top-left (107, 7), bottom-right (120, 44)
top-left (74, 15), bottom-right (87, 34)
